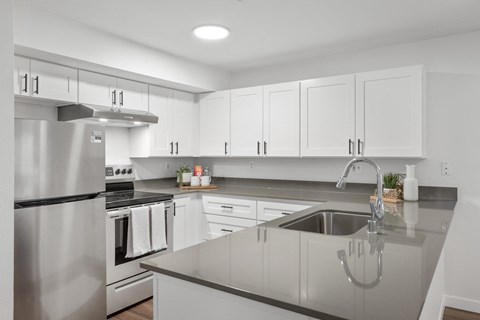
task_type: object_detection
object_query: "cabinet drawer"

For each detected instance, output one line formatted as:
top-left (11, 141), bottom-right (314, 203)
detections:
top-left (257, 201), bottom-right (313, 222)
top-left (202, 196), bottom-right (256, 220)
top-left (107, 271), bottom-right (153, 315)
top-left (203, 214), bottom-right (257, 240)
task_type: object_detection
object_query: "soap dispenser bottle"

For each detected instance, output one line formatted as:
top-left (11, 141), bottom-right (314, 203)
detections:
top-left (403, 165), bottom-right (419, 201)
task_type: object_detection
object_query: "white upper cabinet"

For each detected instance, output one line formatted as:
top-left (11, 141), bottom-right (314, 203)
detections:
top-left (198, 91), bottom-right (231, 156)
top-left (230, 83), bottom-right (301, 157)
top-left (130, 86), bottom-right (173, 157)
top-left (300, 75), bottom-right (355, 157)
top-left (78, 70), bottom-right (116, 107)
top-left (355, 65), bottom-right (425, 158)
top-left (172, 90), bottom-right (195, 156)
top-left (230, 86), bottom-right (264, 156)
top-left (130, 86), bottom-right (194, 157)
top-left (14, 57), bottom-right (78, 103)
top-left (116, 78), bottom-right (149, 112)
top-left (14, 56), bottom-right (30, 97)
top-left (78, 70), bottom-right (148, 112)
top-left (30, 60), bottom-right (78, 102)
top-left (263, 82), bottom-right (300, 157)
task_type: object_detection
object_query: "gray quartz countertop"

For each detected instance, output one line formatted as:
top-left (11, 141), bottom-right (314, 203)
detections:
top-left (139, 178), bottom-right (456, 320)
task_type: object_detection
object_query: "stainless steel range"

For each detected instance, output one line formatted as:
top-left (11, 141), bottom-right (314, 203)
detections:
top-left (103, 164), bottom-right (174, 315)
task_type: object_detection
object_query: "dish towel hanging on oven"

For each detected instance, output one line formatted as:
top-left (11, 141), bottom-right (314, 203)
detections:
top-left (126, 206), bottom-right (152, 258)
top-left (150, 203), bottom-right (167, 251)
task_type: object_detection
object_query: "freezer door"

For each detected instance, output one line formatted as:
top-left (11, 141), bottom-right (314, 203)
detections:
top-left (14, 196), bottom-right (106, 320)
top-left (15, 119), bottom-right (105, 201)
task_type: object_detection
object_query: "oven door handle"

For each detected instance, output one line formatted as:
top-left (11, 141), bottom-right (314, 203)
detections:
top-left (107, 208), bottom-right (131, 218)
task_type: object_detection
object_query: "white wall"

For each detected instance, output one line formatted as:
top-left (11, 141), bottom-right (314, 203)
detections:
top-left (14, 3), bottom-right (230, 92)
top-left (105, 127), bottom-right (131, 165)
top-left (0, 0), bottom-right (14, 319)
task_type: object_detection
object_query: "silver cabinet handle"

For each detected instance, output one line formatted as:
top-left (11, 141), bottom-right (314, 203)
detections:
top-left (225, 142), bottom-right (228, 155)
top-left (281, 212), bottom-right (290, 215)
top-left (33, 76), bottom-right (39, 94)
top-left (23, 74), bottom-right (28, 93)
top-left (257, 141), bottom-right (260, 155)
top-left (112, 90), bottom-right (116, 106)
top-left (348, 139), bottom-right (353, 155)
top-left (175, 142), bottom-right (179, 155)
top-left (221, 205), bottom-right (233, 209)
top-left (170, 142), bottom-right (174, 155)
top-left (119, 90), bottom-right (124, 106)
top-left (264, 141), bottom-right (267, 155)
top-left (357, 139), bottom-right (362, 155)
top-left (221, 228), bottom-right (233, 233)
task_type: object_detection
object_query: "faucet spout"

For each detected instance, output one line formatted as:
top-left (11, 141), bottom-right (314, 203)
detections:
top-left (336, 157), bottom-right (385, 233)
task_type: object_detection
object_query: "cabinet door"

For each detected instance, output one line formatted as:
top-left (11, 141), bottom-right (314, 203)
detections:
top-left (199, 91), bottom-right (231, 156)
top-left (230, 86), bottom-right (263, 156)
top-left (116, 78), bottom-right (149, 112)
top-left (355, 66), bottom-right (424, 157)
top-left (148, 85), bottom-right (174, 156)
top-left (172, 90), bottom-right (195, 156)
top-left (263, 82), bottom-right (300, 157)
top-left (14, 56), bottom-right (30, 96)
top-left (78, 70), bottom-right (116, 107)
top-left (300, 75), bottom-right (355, 157)
top-left (172, 197), bottom-right (190, 251)
top-left (30, 60), bottom-right (78, 102)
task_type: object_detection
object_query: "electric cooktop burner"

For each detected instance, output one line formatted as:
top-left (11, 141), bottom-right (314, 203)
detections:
top-left (101, 183), bottom-right (173, 210)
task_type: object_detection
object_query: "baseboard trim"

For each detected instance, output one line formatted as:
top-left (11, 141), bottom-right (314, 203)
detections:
top-left (444, 295), bottom-right (480, 314)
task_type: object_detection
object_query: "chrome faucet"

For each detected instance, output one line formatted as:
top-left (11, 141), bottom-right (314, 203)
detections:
top-left (336, 157), bottom-right (384, 233)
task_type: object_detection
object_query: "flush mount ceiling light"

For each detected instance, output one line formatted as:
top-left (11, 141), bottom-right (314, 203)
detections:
top-left (193, 25), bottom-right (230, 40)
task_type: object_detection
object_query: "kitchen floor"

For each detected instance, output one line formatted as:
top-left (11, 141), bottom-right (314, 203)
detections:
top-left (444, 307), bottom-right (480, 320)
top-left (109, 299), bottom-right (153, 320)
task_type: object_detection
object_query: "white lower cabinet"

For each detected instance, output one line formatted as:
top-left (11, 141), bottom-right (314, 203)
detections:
top-left (172, 195), bottom-right (203, 251)
top-left (172, 197), bottom-right (189, 251)
top-left (154, 273), bottom-right (311, 320)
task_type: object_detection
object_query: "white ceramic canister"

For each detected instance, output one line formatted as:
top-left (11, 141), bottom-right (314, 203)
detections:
top-left (403, 165), bottom-right (419, 201)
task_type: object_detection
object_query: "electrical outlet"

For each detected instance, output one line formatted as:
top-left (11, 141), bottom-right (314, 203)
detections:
top-left (351, 163), bottom-right (363, 175)
top-left (249, 161), bottom-right (255, 171)
top-left (165, 162), bottom-right (171, 171)
top-left (441, 161), bottom-right (452, 175)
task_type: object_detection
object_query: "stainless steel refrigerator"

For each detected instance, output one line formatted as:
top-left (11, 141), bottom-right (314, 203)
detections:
top-left (14, 119), bottom-right (106, 320)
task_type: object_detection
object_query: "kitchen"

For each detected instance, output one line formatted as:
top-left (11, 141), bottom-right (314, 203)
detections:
top-left (2, 1), bottom-right (480, 320)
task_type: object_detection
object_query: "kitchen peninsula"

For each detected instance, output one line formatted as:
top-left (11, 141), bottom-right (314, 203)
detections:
top-left (141, 180), bottom-right (455, 320)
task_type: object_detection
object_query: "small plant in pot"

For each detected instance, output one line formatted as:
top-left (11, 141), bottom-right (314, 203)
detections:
top-left (383, 172), bottom-right (402, 199)
top-left (176, 165), bottom-right (192, 187)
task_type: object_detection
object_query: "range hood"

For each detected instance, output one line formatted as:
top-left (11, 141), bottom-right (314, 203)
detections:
top-left (58, 104), bottom-right (158, 127)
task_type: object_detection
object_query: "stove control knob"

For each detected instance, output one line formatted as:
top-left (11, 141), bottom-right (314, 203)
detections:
top-left (127, 169), bottom-right (133, 174)
top-left (121, 169), bottom-right (127, 175)
top-left (115, 169), bottom-right (120, 175)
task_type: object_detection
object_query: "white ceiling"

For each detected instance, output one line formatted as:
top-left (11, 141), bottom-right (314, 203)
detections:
top-left (16, 0), bottom-right (480, 71)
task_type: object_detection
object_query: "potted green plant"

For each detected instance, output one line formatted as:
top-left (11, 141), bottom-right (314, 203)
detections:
top-left (383, 172), bottom-right (402, 199)
top-left (176, 165), bottom-right (192, 187)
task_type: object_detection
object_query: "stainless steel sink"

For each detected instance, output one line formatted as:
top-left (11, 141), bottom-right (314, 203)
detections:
top-left (279, 210), bottom-right (370, 235)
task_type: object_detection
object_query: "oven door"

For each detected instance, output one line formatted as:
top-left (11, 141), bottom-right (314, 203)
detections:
top-left (106, 201), bottom-right (173, 285)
